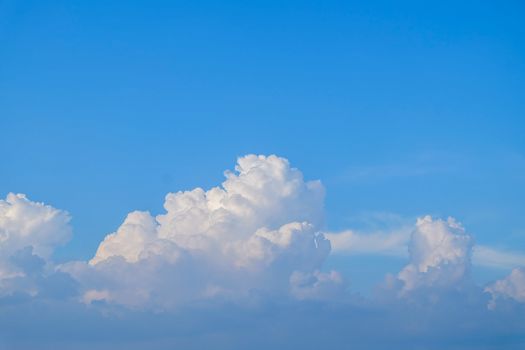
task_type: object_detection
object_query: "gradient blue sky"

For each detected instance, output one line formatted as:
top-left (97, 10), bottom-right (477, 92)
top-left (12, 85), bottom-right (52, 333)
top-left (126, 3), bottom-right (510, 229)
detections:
top-left (1, 1), bottom-right (525, 348)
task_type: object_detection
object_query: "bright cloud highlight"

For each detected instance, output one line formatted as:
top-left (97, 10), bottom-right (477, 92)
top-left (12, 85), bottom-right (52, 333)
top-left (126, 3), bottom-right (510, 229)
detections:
top-left (1, 155), bottom-right (525, 350)
top-left (63, 155), bottom-right (338, 308)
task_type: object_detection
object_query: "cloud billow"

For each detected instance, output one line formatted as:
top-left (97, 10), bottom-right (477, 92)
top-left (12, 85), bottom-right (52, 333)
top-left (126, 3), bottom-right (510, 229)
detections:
top-left (1, 154), bottom-right (525, 349)
top-left (396, 216), bottom-right (474, 294)
top-left (63, 155), bottom-right (341, 309)
top-left (0, 193), bottom-right (73, 299)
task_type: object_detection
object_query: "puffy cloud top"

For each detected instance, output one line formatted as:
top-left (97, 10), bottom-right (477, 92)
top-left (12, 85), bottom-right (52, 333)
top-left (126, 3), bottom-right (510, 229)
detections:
top-left (67, 155), bottom-right (335, 308)
top-left (2, 154), bottom-right (525, 349)
top-left (92, 155), bottom-right (324, 265)
top-left (397, 216), bottom-right (473, 293)
top-left (2, 155), bottom-right (520, 316)
top-left (0, 193), bottom-right (71, 259)
top-left (0, 193), bottom-right (72, 296)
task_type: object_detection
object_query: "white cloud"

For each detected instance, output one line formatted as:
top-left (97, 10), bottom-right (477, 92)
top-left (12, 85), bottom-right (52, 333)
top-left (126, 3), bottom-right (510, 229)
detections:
top-left (485, 268), bottom-right (525, 309)
top-left (327, 225), bottom-right (525, 273)
top-left (63, 155), bottom-right (337, 309)
top-left (0, 193), bottom-right (72, 298)
top-left (90, 210), bottom-right (162, 265)
top-left (0, 193), bottom-right (71, 259)
top-left (395, 216), bottom-right (473, 293)
top-left (2, 155), bottom-right (525, 348)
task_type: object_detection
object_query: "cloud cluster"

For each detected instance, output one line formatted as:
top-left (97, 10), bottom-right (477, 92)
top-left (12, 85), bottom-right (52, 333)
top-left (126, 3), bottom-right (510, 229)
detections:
top-left (0, 193), bottom-right (71, 259)
top-left (63, 155), bottom-right (339, 308)
top-left (395, 216), bottom-right (474, 294)
top-left (1, 154), bottom-right (525, 349)
top-left (0, 193), bottom-right (72, 298)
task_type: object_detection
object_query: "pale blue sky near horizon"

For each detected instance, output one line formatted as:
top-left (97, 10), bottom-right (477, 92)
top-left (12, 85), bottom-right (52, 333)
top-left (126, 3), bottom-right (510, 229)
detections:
top-left (1, 0), bottom-right (525, 292)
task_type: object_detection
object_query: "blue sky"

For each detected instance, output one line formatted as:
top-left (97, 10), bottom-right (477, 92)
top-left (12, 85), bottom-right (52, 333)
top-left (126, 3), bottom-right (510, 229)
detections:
top-left (1, 1), bottom-right (525, 348)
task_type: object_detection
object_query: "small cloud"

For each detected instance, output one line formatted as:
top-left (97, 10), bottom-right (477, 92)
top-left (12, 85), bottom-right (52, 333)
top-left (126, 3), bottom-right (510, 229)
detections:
top-left (485, 267), bottom-right (525, 309)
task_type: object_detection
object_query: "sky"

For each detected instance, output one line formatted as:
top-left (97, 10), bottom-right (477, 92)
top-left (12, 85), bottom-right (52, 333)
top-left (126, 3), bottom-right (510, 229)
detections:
top-left (1, 0), bottom-right (525, 349)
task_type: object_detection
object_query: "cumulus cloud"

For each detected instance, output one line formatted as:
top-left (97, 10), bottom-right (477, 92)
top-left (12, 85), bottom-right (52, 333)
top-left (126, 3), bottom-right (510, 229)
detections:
top-left (327, 215), bottom-right (477, 297)
top-left (485, 268), bottom-right (525, 309)
top-left (328, 225), bottom-right (525, 272)
top-left (0, 193), bottom-right (73, 298)
top-left (392, 216), bottom-right (474, 294)
top-left (63, 155), bottom-right (337, 309)
top-left (2, 155), bottom-right (525, 349)
top-left (0, 193), bottom-right (71, 258)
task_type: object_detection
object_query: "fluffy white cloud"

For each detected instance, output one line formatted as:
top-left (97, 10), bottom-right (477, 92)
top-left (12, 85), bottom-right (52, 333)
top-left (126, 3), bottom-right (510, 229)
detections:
top-left (64, 155), bottom-right (337, 309)
top-left (327, 225), bottom-right (524, 271)
top-left (327, 215), bottom-right (475, 297)
top-left (0, 193), bottom-right (71, 259)
top-left (90, 210), bottom-right (162, 265)
top-left (395, 216), bottom-right (473, 294)
top-left (485, 267), bottom-right (525, 309)
top-left (0, 193), bottom-right (72, 297)
top-left (3, 156), bottom-right (525, 349)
